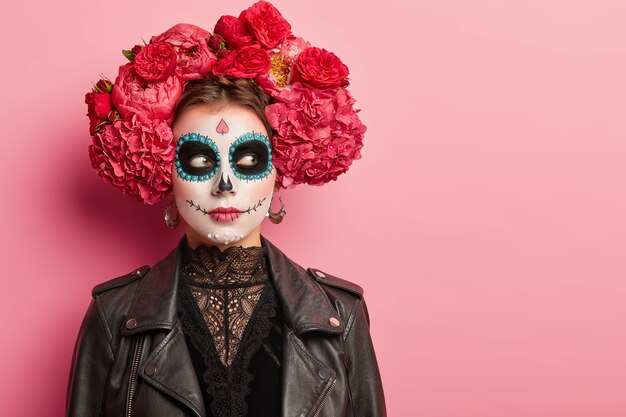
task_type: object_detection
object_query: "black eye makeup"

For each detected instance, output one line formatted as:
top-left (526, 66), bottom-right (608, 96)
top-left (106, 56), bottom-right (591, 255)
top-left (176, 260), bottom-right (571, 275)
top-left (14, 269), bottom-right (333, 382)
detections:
top-left (175, 133), bottom-right (220, 181)
top-left (228, 132), bottom-right (273, 180)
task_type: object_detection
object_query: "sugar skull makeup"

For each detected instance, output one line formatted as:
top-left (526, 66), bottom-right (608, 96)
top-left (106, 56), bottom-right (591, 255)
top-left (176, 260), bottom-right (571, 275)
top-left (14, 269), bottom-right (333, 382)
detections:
top-left (175, 133), bottom-right (220, 181)
top-left (175, 131), bottom-right (273, 182)
top-left (172, 104), bottom-right (276, 248)
top-left (229, 132), bottom-right (272, 180)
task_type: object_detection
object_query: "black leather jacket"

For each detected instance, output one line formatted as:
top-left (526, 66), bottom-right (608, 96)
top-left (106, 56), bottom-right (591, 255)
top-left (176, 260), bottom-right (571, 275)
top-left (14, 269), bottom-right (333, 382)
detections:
top-left (66, 237), bottom-right (386, 417)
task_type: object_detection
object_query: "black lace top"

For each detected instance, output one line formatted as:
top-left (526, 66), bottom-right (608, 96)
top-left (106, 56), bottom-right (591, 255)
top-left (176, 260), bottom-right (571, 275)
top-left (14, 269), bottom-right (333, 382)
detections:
top-left (178, 240), bottom-right (283, 417)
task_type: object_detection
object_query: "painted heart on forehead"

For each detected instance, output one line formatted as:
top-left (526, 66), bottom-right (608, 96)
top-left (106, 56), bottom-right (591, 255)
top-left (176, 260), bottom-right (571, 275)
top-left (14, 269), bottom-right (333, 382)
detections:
top-left (216, 118), bottom-right (229, 135)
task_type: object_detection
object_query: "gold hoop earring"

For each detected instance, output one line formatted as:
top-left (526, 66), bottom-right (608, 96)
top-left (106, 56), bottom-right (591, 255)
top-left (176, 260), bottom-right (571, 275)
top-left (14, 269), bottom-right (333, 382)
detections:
top-left (164, 198), bottom-right (180, 229)
top-left (267, 192), bottom-right (286, 224)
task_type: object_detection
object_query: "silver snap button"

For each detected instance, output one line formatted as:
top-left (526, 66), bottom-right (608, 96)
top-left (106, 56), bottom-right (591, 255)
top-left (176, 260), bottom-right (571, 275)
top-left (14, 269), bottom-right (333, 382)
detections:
top-left (318, 368), bottom-right (331, 380)
top-left (135, 269), bottom-right (142, 276)
top-left (315, 270), bottom-right (326, 279)
top-left (125, 318), bottom-right (137, 329)
top-left (329, 317), bottom-right (340, 327)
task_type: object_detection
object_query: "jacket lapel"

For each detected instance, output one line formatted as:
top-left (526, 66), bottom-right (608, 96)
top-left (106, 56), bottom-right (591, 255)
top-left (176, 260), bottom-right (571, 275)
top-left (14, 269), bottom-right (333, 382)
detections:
top-left (120, 236), bottom-right (343, 417)
top-left (262, 236), bottom-right (345, 336)
top-left (121, 244), bottom-right (207, 417)
top-left (261, 237), bottom-right (342, 417)
top-left (121, 246), bottom-right (181, 336)
top-left (140, 325), bottom-right (207, 417)
top-left (281, 331), bottom-right (337, 417)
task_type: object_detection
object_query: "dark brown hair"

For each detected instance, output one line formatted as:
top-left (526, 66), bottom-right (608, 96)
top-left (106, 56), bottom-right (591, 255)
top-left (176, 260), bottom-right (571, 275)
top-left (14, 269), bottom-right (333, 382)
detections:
top-left (173, 75), bottom-right (273, 138)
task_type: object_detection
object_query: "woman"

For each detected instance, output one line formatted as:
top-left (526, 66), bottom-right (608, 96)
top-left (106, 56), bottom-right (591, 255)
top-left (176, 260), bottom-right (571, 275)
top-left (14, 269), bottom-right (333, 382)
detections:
top-left (68, 2), bottom-right (385, 416)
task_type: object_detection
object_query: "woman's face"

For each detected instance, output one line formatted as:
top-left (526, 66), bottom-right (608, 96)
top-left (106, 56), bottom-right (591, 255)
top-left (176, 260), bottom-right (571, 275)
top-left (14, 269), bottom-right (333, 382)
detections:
top-left (172, 103), bottom-right (276, 248)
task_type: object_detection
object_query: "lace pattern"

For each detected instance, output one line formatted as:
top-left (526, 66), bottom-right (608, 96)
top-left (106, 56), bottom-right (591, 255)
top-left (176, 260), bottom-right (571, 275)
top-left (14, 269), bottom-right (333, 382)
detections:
top-left (181, 243), bottom-right (269, 366)
top-left (178, 241), bottom-right (278, 417)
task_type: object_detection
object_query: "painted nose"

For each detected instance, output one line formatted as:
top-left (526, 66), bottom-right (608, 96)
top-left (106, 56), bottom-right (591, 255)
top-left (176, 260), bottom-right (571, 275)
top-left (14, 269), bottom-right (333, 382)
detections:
top-left (218, 173), bottom-right (233, 192)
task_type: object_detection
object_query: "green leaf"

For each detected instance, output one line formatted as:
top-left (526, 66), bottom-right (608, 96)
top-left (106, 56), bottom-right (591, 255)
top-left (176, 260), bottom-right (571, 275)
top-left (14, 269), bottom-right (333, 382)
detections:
top-left (95, 120), bottom-right (108, 133)
top-left (122, 49), bottom-right (136, 62)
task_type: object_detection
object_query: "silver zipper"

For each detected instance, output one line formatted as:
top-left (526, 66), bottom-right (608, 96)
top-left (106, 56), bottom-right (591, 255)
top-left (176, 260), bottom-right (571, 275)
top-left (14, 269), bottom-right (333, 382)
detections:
top-left (312, 379), bottom-right (336, 417)
top-left (126, 335), bottom-right (145, 417)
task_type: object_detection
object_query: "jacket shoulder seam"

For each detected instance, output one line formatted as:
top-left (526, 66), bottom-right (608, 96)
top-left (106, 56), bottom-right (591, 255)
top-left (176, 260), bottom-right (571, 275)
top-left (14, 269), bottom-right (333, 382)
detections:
top-left (342, 297), bottom-right (361, 342)
top-left (94, 296), bottom-right (114, 348)
top-left (307, 268), bottom-right (364, 298)
top-left (91, 265), bottom-right (150, 296)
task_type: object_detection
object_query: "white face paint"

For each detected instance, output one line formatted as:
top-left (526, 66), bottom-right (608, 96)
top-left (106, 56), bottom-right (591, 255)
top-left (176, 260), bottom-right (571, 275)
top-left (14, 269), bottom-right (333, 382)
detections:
top-left (172, 104), bottom-right (276, 248)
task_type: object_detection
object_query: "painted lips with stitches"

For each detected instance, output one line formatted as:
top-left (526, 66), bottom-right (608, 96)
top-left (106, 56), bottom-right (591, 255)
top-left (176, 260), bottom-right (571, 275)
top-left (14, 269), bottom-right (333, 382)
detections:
top-left (186, 197), bottom-right (268, 223)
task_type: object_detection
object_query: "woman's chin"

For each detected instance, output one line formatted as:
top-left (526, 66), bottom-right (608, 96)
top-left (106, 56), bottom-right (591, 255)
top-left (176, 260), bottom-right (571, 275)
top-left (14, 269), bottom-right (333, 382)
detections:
top-left (185, 223), bottom-right (260, 248)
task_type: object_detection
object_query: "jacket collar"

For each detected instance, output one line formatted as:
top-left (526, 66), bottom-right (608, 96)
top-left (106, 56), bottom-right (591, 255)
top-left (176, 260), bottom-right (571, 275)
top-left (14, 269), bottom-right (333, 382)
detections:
top-left (122, 236), bottom-right (344, 336)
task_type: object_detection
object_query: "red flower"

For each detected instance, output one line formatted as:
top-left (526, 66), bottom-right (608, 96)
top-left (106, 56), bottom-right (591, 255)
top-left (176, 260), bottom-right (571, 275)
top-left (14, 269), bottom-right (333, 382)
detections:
top-left (214, 15), bottom-right (258, 49)
top-left (85, 2), bottom-right (366, 202)
top-left (240, 0), bottom-right (291, 49)
top-left (134, 42), bottom-right (177, 82)
top-left (88, 116), bottom-right (175, 204)
top-left (85, 79), bottom-right (116, 135)
top-left (152, 23), bottom-right (216, 80)
top-left (208, 34), bottom-right (225, 52)
top-left (265, 83), bottom-right (365, 187)
top-left (131, 44), bottom-right (143, 56)
top-left (212, 46), bottom-right (271, 78)
top-left (292, 47), bottom-right (349, 89)
top-left (112, 63), bottom-right (183, 124)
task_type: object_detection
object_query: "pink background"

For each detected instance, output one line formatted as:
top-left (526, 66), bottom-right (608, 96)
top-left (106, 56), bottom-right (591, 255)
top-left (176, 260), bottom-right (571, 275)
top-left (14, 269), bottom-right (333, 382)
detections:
top-left (1, 0), bottom-right (625, 416)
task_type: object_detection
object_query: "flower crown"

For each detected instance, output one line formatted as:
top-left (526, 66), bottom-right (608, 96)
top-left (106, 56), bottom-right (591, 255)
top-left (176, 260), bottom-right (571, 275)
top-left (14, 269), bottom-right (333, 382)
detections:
top-left (85, 0), bottom-right (365, 204)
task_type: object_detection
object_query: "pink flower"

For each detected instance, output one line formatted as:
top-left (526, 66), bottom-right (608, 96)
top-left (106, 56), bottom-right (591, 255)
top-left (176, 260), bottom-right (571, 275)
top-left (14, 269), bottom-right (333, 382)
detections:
top-left (240, 0), bottom-right (291, 49)
top-left (88, 116), bottom-right (175, 204)
top-left (265, 83), bottom-right (365, 187)
top-left (133, 41), bottom-right (178, 82)
top-left (292, 47), bottom-right (349, 89)
top-left (278, 36), bottom-right (310, 62)
top-left (112, 63), bottom-right (183, 124)
top-left (214, 15), bottom-right (258, 49)
top-left (212, 45), bottom-right (271, 78)
top-left (254, 36), bottom-right (310, 93)
top-left (85, 78), bottom-right (116, 135)
top-left (152, 23), bottom-right (216, 80)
